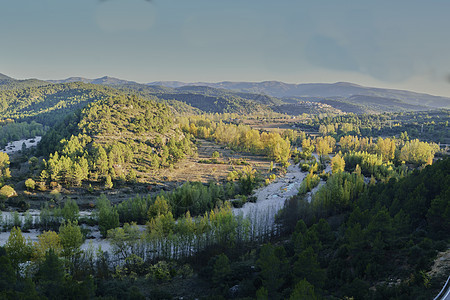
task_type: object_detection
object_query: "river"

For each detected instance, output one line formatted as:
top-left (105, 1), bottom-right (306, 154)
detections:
top-left (1, 136), bottom-right (42, 154)
top-left (0, 158), bottom-right (331, 253)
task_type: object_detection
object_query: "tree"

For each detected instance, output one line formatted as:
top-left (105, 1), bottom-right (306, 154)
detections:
top-left (33, 230), bottom-right (62, 261)
top-left (61, 199), bottom-right (79, 222)
top-left (5, 227), bottom-right (32, 274)
top-left (399, 139), bottom-right (438, 165)
top-left (257, 244), bottom-right (288, 298)
top-left (289, 279), bottom-right (319, 300)
top-left (212, 254), bottom-right (231, 286)
top-left (148, 212), bottom-right (175, 237)
top-left (59, 221), bottom-right (83, 258)
top-left (0, 185), bottom-right (17, 199)
top-left (0, 249), bottom-right (15, 293)
top-left (70, 163), bottom-right (84, 186)
top-left (108, 223), bottom-right (141, 262)
top-left (36, 249), bottom-right (65, 299)
top-left (315, 136), bottom-right (335, 157)
top-left (0, 152), bottom-right (10, 182)
top-left (331, 153), bottom-right (345, 174)
top-left (25, 178), bottom-right (36, 190)
top-left (97, 195), bottom-right (120, 238)
top-left (301, 138), bottom-right (315, 158)
top-left (377, 137), bottom-right (396, 161)
top-left (292, 247), bottom-right (326, 288)
top-left (104, 175), bottom-right (113, 189)
top-left (94, 144), bottom-right (109, 176)
top-left (147, 196), bottom-right (170, 220)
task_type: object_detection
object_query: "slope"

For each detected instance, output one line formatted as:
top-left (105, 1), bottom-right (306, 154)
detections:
top-left (38, 95), bottom-right (194, 187)
top-left (110, 83), bottom-right (277, 114)
top-left (0, 73), bottom-right (49, 91)
top-left (151, 81), bottom-right (450, 109)
top-left (0, 82), bottom-right (125, 126)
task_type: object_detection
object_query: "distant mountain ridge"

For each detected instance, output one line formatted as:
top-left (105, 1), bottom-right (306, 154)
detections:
top-left (3, 72), bottom-right (449, 115)
top-left (148, 81), bottom-right (450, 109)
top-left (45, 75), bottom-right (450, 109)
top-left (48, 76), bottom-right (138, 86)
top-left (0, 73), bottom-right (49, 90)
top-left (0, 73), bottom-right (13, 80)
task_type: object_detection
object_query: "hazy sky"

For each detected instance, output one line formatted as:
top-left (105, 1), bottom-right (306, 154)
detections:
top-left (1, 0), bottom-right (450, 96)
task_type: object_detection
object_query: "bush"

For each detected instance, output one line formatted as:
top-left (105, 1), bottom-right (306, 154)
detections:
top-left (0, 185), bottom-right (17, 198)
top-left (25, 178), bottom-right (36, 191)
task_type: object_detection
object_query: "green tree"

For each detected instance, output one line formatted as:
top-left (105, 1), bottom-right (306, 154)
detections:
top-left (147, 196), bottom-right (170, 220)
top-left (97, 195), bottom-right (120, 238)
top-left (5, 227), bottom-right (32, 274)
top-left (0, 185), bottom-right (17, 199)
top-left (108, 223), bottom-right (141, 262)
top-left (212, 253), bottom-right (231, 286)
top-left (104, 175), bottom-right (113, 189)
top-left (61, 199), bottom-right (79, 222)
top-left (25, 178), bottom-right (36, 190)
top-left (293, 247), bottom-right (326, 289)
top-left (289, 279), bottom-right (319, 300)
top-left (58, 221), bottom-right (83, 258)
top-left (0, 248), bottom-right (15, 293)
top-left (33, 230), bottom-right (62, 261)
top-left (36, 249), bottom-right (65, 299)
top-left (212, 151), bottom-right (220, 159)
top-left (257, 244), bottom-right (288, 299)
top-left (331, 153), bottom-right (345, 174)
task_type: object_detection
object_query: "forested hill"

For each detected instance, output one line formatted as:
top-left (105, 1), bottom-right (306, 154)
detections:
top-left (0, 81), bottom-right (275, 127)
top-left (0, 73), bottom-right (49, 91)
top-left (37, 95), bottom-right (194, 186)
top-left (110, 83), bottom-right (280, 114)
top-left (264, 157), bottom-right (450, 299)
top-left (0, 82), bottom-right (126, 126)
top-left (49, 77), bottom-right (279, 113)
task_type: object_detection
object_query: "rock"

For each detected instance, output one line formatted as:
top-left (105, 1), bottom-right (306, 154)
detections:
top-left (229, 285), bottom-right (240, 297)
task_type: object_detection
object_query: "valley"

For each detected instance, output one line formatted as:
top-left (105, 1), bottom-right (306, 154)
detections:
top-left (0, 74), bottom-right (448, 299)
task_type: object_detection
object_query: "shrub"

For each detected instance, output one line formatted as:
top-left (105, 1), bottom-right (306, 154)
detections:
top-left (25, 178), bottom-right (36, 191)
top-left (0, 185), bottom-right (17, 198)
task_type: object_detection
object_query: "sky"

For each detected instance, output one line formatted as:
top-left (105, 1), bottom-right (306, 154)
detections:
top-left (1, 0), bottom-right (450, 97)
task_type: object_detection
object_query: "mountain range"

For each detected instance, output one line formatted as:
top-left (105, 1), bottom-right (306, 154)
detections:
top-left (148, 80), bottom-right (450, 109)
top-left (1, 73), bottom-right (449, 117)
top-left (47, 75), bottom-right (450, 109)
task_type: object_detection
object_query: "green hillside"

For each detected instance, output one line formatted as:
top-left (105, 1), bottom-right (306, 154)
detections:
top-left (0, 82), bottom-right (125, 126)
top-left (0, 73), bottom-right (49, 91)
top-left (114, 83), bottom-right (277, 114)
top-left (37, 95), bottom-right (194, 187)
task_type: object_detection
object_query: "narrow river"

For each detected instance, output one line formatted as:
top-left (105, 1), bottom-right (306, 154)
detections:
top-left (1, 136), bottom-right (42, 154)
top-left (0, 159), bottom-right (330, 253)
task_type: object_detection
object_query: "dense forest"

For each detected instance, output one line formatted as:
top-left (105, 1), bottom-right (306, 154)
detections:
top-left (0, 157), bottom-right (447, 299)
top-left (35, 95), bottom-right (195, 189)
top-left (301, 109), bottom-right (450, 144)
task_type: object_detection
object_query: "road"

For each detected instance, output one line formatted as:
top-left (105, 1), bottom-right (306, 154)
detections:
top-left (435, 275), bottom-right (450, 300)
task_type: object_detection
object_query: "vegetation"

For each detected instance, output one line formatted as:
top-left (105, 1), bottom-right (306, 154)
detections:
top-left (37, 95), bottom-right (195, 187)
top-left (182, 116), bottom-right (291, 167)
top-left (0, 121), bottom-right (47, 149)
top-left (0, 80), bottom-right (448, 299)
